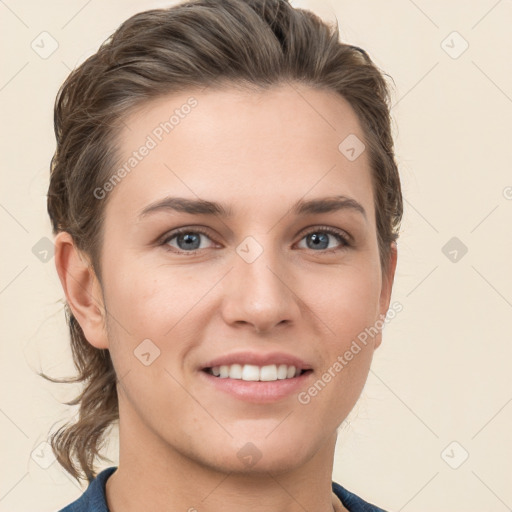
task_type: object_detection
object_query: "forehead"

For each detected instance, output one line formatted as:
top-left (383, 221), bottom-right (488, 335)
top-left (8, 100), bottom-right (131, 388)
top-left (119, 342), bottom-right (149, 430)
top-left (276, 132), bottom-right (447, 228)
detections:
top-left (105, 83), bottom-right (374, 224)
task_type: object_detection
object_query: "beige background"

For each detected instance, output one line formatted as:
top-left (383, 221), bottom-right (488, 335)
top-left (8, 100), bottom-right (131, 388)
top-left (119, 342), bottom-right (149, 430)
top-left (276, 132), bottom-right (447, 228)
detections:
top-left (1, 0), bottom-right (512, 511)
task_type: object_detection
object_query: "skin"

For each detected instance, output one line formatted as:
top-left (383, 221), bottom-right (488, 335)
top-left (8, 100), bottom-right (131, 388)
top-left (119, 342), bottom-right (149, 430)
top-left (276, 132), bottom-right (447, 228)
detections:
top-left (55, 83), bottom-right (397, 512)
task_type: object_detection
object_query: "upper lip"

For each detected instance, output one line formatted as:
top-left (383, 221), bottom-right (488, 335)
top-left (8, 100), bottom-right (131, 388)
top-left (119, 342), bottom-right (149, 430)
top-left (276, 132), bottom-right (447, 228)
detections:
top-left (200, 351), bottom-right (313, 371)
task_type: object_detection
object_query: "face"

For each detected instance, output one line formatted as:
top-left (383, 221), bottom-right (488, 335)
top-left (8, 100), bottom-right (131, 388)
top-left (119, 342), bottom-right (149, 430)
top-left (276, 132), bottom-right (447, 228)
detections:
top-left (82, 84), bottom-right (396, 474)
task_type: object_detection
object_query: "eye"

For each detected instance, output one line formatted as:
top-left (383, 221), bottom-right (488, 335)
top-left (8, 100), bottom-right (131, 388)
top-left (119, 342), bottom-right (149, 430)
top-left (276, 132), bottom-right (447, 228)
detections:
top-left (161, 227), bottom-right (216, 254)
top-left (159, 225), bottom-right (351, 255)
top-left (296, 227), bottom-right (351, 252)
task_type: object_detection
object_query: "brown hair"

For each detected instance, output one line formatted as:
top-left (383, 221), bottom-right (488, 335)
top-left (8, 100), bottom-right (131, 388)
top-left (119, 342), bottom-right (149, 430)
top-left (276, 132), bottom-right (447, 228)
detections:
top-left (41, 0), bottom-right (403, 484)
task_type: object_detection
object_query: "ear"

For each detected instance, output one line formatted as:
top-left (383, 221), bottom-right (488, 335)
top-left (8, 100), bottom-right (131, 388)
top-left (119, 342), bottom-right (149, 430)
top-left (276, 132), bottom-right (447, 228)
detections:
top-left (374, 241), bottom-right (398, 350)
top-left (54, 231), bottom-right (109, 349)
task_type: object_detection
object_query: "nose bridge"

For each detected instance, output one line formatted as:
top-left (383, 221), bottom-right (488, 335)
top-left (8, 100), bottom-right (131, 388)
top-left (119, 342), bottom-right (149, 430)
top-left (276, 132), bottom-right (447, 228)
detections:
top-left (239, 238), bottom-right (282, 293)
top-left (222, 234), bottom-right (298, 331)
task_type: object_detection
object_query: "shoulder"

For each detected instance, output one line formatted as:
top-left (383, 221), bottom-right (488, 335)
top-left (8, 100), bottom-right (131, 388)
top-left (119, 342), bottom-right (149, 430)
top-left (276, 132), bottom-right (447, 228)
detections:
top-left (57, 466), bottom-right (117, 512)
top-left (332, 481), bottom-right (390, 512)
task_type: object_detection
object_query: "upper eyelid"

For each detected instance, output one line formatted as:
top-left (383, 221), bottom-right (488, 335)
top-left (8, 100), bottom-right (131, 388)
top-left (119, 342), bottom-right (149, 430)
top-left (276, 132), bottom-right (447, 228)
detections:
top-left (297, 225), bottom-right (351, 243)
top-left (160, 226), bottom-right (216, 244)
top-left (160, 225), bottom-right (351, 247)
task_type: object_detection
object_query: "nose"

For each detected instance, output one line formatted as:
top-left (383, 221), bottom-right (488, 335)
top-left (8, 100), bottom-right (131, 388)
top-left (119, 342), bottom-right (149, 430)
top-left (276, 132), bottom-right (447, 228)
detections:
top-left (220, 242), bottom-right (301, 334)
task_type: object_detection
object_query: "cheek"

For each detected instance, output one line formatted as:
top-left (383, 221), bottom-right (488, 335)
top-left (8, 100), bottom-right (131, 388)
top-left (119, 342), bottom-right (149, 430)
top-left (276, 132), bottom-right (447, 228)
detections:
top-left (311, 263), bottom-right (381, 339)
top-left (105, 256), bottom-right (200, 327)
top-left (306, 264), bottom-right (381, 399)
top-left (312, 272), bottom-right (379, 406)
top-left (102, 259), bottom-right (215, 374)
top-left (102, 264), bottom-right (197, 402)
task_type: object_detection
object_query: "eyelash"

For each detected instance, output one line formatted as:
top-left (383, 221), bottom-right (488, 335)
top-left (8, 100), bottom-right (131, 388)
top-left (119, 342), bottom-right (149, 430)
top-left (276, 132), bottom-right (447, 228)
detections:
top-left (159, 226), bottom-right (352, 255)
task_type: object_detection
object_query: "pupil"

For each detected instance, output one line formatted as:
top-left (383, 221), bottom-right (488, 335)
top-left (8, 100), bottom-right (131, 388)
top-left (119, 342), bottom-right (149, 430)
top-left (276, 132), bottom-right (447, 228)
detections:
top-left (179, 233), bottom-right (200, 250)
top-left (309, 232), bottom-right (328, 250)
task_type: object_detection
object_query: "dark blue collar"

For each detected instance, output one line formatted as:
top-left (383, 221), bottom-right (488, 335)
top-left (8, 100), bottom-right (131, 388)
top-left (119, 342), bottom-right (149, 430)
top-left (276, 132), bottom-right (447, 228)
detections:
top-left (59, 466), bottom-right (388, 512)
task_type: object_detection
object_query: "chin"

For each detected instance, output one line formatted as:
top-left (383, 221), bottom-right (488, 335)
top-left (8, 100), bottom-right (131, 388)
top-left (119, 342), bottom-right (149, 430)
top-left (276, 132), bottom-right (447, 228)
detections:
top-left (198, 437), bottom-right (313, 476)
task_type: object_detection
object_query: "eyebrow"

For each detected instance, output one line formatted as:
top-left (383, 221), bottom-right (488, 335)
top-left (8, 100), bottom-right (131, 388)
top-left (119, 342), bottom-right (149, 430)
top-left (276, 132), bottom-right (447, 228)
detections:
top-left (137, 195), bottom-right (367, 221)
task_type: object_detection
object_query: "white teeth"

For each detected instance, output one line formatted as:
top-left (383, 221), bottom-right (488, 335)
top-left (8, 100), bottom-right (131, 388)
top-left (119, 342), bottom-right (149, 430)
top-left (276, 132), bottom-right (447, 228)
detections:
top-left (228, 363), bottom-right (242, 379)
top-left (259, 365), bottom-right (277, 381)
top-left (209, 364), bottom-right (301, 381)
top-left (242, 364), bottom-right (260, 381)
top-left (276, 364), bottom-right (288, 379)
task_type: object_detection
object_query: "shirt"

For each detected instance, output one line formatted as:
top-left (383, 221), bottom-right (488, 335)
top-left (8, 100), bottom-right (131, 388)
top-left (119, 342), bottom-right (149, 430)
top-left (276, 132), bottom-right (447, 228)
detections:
top-left (57, 466), bottom-right (388, 512)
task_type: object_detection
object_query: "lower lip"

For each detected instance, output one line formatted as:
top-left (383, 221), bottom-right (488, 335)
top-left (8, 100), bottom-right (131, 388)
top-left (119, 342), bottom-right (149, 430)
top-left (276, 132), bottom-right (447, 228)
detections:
top-left (199, 369), bottom-right (314, 404)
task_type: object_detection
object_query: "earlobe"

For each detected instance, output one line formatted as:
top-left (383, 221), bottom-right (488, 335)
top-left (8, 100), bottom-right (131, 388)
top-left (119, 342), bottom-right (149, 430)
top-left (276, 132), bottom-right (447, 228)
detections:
top-left (54, 231), bottom-right (109, 349)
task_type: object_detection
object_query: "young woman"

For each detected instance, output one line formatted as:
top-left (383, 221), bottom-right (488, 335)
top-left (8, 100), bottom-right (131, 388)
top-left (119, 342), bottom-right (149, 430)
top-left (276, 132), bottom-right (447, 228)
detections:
top-left (42, 0), bottom-right (402, 510)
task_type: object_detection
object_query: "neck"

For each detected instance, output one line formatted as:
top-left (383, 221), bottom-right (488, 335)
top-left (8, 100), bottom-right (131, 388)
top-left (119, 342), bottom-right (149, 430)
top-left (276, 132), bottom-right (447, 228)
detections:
top-left (105, 397), bottom-right (345, 512)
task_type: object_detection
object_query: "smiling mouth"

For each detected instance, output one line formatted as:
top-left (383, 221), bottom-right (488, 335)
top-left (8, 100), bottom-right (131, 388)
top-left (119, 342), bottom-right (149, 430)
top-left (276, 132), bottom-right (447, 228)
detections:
top-left (202, 364), bottom-right (313, 382)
